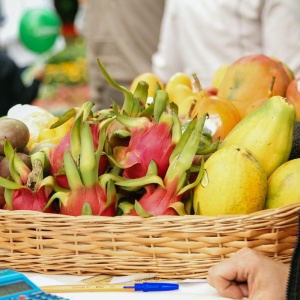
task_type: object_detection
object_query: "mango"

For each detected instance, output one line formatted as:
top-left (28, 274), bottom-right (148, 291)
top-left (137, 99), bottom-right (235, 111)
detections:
top-left (286, 77), bottom-right (300, 122)
top-left (217, 54), bottom-right (291, 118)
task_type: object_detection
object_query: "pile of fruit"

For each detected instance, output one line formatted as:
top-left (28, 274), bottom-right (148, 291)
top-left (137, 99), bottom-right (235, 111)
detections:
top-left (0, 53), bottom-right (299, 217)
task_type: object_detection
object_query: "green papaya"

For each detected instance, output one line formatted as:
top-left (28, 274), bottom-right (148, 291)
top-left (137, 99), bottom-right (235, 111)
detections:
top-left (219, 96), bottom-right (295, 177)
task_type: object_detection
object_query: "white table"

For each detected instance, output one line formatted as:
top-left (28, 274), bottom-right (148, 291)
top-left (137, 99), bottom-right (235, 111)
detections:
top-left (26, 272), bottom-right (247, 300)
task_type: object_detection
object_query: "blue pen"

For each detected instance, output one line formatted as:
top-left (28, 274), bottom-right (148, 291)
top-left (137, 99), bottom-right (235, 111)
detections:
top-left (124, 282), bottom-right (179, 292)
top-left (41, 282), bottom-right (179, 293)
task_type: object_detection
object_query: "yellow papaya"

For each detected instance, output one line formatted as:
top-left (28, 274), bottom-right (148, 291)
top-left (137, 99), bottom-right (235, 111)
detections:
top-left (194, 145), bottom-right (267, 216)
top-left (264, 158), bottom-right (300, 209)
top-left (219, 96), bottom-right (295, 177)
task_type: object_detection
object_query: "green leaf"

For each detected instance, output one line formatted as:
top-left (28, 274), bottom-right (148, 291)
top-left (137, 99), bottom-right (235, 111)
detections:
top-left (118, 201), bottom-right (134, 215)
top-left (50, 108), bottom-right (76, 129)
top-left (98, 173), bottom-right (123, 190)
top-left (3, 140), bottom-right (22, 185)
top-left (138, 101), bottom-right (154, 118)
top-left (115, 175), bottom-right (164, 191)
top-left (8, 152), bottom-right (22, 185)
top-left (197, 138), bottom-right (220, 155)
top-left (12, 151), bottom-right (31, 184)
top-left (95, 118), bottom-right (115, 164)
top-left (178, 157), bottom-right (205, 195)
top-left (39, 175), bottom-right (68, 193)
top-left (146, 160), bottom-right (158, 176)
top-left (133, 80), bottom-right (149, 107)
top-left (76, 101), bottom-right (95, 121)
top-left (105, 179), bottom-right (116, 209)
top-left (134, 200), bottom-right (153, 218)
top-left (165, 114), bottom-right (206, 187)
top-left (113, 129), bottom-right (131, 139)
top-left (81, 202), bottom-right (93, 215)
top-left (169, 202), bottom-right (186, 216)
top-left (43, 191), bottom-right (67, 212)
top-left (171, 109), bottom-right (182, 145)
top-left (70, 112), bottom-right (83, 161)
top-left (153, 82), bottom-right (163, 99)
top-left (112, 111), bottom-right (151, 132)
top-left (4, 188), bottom-right (13, 210)
top-left (153, 90), bottom-right (169, 123)
top-left (63, 150), bottom-right (84, 190)
top-left (79, 121), bottom-right (96, 188)
top-left (169, 118), bottom-right (196, 163)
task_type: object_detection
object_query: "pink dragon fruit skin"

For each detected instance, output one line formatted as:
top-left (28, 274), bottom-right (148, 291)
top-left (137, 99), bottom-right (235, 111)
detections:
top-left (127, 180), bottom-right (181, 216)
top-left (59, 184), bottom-right (116, 216)
top-left (4, 186), bottom-right (57, 213)
top-left (114, 121), bottom-right (175, 179)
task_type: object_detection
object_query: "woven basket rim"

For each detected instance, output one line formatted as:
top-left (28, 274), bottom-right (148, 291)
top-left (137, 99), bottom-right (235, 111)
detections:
top-left (0, 202), bottom-right (299, 222)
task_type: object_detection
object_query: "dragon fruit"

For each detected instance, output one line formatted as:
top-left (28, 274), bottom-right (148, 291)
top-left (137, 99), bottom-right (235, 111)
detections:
top-left (0, 140), bottom-right (58, 213)
top-left (44, 116), bottom-right (117, 216)
top-left (113, 113), bottom-right (175, 179)
top-left (107, 89), bottom-right (181, 179)
top-left (49, 102), bottom-right (109, 189)
top-left (115, 114), bottom-right (206, 216)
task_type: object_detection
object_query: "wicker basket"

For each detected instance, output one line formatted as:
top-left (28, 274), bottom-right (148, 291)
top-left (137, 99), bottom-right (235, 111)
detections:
top-left (0, 202), bottom-right (299, 279)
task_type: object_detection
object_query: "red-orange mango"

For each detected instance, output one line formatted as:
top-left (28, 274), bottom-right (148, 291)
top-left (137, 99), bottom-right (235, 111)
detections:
top-left (217, 54), bottom-right (291, 118)
top-left (286, 77), bottom-right (300, 122)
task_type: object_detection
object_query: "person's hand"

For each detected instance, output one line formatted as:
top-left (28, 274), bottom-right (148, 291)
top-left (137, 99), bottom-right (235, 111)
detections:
top-left (206, 248), bottom-right (290, 300)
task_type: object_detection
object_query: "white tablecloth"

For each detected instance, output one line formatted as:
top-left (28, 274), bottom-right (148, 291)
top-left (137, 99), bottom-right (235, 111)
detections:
top-left (26, 272), bottom-right (247, 300)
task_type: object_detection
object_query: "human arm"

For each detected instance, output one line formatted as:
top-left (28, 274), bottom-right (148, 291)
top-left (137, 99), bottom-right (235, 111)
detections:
top-left (206, 248), bottom-right (289, 300)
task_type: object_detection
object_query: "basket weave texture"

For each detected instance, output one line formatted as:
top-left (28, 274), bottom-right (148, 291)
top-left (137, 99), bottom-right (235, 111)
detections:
top-left (0, 202), bottom-right (299, 279)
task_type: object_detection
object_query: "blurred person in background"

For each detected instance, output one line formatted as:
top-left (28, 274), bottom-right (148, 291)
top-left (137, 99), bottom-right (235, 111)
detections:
top-left (54, 0), bottom-right (79, 44)
top-left (84, 0), bottom-right (165, 110)
top-left (152, 0), bottom-right (300, 88)
top-left (74, 0), bottom-right (87, 38)
top-left (0, 50), bottom-right (44, 116)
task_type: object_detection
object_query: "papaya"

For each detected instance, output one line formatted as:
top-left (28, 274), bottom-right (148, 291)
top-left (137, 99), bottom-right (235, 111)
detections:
top-left (193, 145), bottom-right (267, 216)
top-left (264, 158), bottom-right (300, 209)
top-left (219, 96), bottom-right (295, 177)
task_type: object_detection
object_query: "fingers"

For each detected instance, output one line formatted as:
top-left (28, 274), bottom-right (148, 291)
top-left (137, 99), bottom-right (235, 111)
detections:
top-left (207, 256), bottom-right (248, 299)
top-left (207, 248), bottom-right (290, 300)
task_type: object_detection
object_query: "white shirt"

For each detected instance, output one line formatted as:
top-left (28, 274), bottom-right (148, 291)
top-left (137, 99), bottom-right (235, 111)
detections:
top-left (152, 0), bottom-right (300, 88)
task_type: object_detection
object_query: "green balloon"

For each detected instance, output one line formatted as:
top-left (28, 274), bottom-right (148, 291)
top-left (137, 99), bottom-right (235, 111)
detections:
top-left (19, 8), bottom-right (61, 54)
